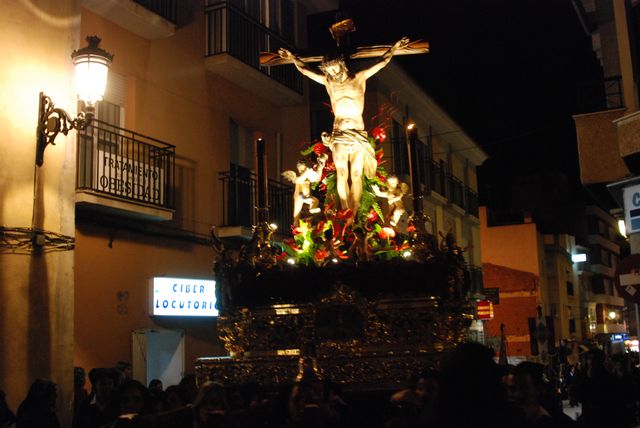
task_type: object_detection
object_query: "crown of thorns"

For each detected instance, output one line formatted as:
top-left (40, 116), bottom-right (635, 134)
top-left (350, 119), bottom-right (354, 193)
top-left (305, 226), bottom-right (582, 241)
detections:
top-left (319, 56), bottom-right (347, 71)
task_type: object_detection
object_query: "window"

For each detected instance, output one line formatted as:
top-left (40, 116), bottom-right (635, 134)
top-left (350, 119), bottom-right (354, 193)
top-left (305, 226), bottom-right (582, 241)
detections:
top-left (392, 120), bottom-right (408, 177)
top-left (569, 319), bottom-right (576, 333)
top-left (591, 275), bottom-right (604, 294)
top-left (229, 120), bottom-right (255, 170)
top-left (566, 281), bottom-right (574, 296)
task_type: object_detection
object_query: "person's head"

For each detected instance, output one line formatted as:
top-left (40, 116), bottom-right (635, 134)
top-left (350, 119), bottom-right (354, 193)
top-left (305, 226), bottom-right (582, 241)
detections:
top-left (21, 379), bottom-right (57, 413)
top-left (165, 385), bottom-right (189, 410)
top-left (74, 367), bottom-right (87, 389)
top-left (192, 382), bottom-right (228, 426)
top-left (115, 361), bottom-right (133, 381)
top-left (116, 380), bottom-right (152, 416)
top-left (414, 370), bottom-right (441, 405)
top-left (585, 348), bottom-right (606, 377)
top-left (296, 160), bottom-right (308, 174)
top-left (89, 368), bottom-right (118, 402)
top-left (387, 176), bottom-right (399, 188)
top-left (320, 56), bottom-right (349, 83)
top-left (148, 379), bottom-right (163, 393)
top-left (179, 374), bottom-right (199, 403)
top-left (514, 362), bottom-right (545, 406)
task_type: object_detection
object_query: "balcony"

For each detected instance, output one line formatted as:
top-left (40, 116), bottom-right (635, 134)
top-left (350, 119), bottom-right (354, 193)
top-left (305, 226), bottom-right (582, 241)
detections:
top-left (205, 1), bottom-right (303, 106)
top-left (82, 0), bottom-right (176, 39)
top-left (219, 164), bottom-right (293, 237)
top-left (76, 119), bottom-right (175, 221)
top-left (417, 159), bottom-right (478, 217)
top-left (133, 0), bottom-right (177, 23)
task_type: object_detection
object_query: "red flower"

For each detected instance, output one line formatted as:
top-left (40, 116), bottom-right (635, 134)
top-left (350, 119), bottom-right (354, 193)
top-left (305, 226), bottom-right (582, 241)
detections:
top-left (312, 143), bottom-right (327, 155)
top-left (276, 252), bottom-right (288, 261)
top-left (406, 224), bottom-right (416, 233)
top-left (292, 226), bottom-right (303, 235)
top-left (336, 249), bottom-right (350, 259)
top-left (376, 150), bottom-right (384, 164)
top-left (314, 249), bottom-right (328, 261)
top-left (395, 242), bottom-right (410, 252)
top-left (376, 172), bottom-right (387, 182)
top-left (314, 221), bottom-right (325, 234)
top-left (372, 127), bottom-right (387, 143)
top-left (367, 210), bottom-right (378, 222)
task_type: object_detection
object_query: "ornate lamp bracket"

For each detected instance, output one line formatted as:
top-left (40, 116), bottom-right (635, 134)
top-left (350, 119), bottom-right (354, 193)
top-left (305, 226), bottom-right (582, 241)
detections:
top-left (36, 92), bottom-right (93, 167)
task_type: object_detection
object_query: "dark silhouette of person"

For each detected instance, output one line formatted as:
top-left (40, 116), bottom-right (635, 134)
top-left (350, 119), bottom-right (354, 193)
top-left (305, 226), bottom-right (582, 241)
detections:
top-left (574, 349), bottom-right (625, 427)
top-left (192, 381), bottom-right (233, 428)
top-left (0, 389), bottom-right (16, 428)
top-left (435, 343), bottom-right (520, 427)
top-left (73, 368), bottom-right (118, 428)
top-left (513, 362), bottom-right (576, 427)
top-left (15, 379), bottom-right (60, 428)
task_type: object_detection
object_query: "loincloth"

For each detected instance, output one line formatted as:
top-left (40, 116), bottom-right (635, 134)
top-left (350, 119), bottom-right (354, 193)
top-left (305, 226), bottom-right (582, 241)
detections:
top-left (321, 129), bottom-right (377, 178)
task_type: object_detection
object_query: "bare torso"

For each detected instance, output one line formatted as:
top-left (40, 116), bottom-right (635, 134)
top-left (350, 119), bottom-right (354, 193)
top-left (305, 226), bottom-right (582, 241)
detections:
top-left (324, 74), bottom-right (366, 131)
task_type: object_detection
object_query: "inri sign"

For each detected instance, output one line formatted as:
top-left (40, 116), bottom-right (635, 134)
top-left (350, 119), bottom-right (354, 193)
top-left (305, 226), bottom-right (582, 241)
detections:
top-left (152, 277), bottom-right (218, 317)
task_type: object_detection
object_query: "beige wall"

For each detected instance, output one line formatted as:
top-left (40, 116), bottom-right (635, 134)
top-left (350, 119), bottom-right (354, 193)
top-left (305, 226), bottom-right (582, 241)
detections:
top-left (479, 207), bottom-right (541, 276)
top-left (74, 226), bottom-right (225, 373)
top-left (74, 4), bottom-right (311, 378)
top-left (0, 0), bottom-right (79, 423)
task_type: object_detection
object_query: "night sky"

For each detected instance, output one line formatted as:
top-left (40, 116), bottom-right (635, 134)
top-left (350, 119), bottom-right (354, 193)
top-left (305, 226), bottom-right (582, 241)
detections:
top-left (311, 0), bottom-right (606, 223)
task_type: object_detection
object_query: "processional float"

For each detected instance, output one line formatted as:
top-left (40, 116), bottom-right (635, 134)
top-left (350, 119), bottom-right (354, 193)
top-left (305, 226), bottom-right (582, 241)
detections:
top-left (197, 19), bottom-right (474, 391)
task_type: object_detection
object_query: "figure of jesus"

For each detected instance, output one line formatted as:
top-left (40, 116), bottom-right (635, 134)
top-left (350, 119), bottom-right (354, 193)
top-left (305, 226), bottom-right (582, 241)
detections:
top-left (279, 37), bottom-right (410, 216)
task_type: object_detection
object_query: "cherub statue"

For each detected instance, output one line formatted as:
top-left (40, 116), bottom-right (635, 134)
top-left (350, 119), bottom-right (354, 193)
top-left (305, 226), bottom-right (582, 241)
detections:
top-left (282, 154), bottom-right (328, 225)
top-left (372, 175), bottom-right (409, 227)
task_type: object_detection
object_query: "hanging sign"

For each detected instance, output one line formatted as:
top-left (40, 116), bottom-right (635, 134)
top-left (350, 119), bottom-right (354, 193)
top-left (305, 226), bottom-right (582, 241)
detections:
top-left (615, 254), bottom-right (640, 304)
top-left (477, 300), bottom-right (494, 320)
top-left (623, 184), bottom-right (640, 234)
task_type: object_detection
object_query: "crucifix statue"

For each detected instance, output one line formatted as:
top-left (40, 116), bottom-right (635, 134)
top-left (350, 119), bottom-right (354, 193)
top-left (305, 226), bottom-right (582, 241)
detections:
top-left (262, 19), bottom-right (428, 217)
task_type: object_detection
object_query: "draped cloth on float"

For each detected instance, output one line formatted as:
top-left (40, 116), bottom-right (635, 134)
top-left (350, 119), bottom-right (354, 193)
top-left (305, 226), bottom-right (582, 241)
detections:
top-left (321, 129), bottom-right (377, 179)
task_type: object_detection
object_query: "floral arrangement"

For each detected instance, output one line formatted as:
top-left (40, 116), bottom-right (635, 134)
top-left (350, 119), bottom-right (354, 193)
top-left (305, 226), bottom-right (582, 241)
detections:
top-left (279, 127), bottom-right (411, 266)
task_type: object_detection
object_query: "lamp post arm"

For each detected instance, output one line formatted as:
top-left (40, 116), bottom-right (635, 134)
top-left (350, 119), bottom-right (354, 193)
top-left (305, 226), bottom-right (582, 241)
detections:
top-left (36, 92), bottom-right (93, 166)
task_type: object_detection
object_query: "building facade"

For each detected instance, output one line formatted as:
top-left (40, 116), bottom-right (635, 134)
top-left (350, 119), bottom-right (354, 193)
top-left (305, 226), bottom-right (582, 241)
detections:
top-left (1, 0), bottom-right (486, 421)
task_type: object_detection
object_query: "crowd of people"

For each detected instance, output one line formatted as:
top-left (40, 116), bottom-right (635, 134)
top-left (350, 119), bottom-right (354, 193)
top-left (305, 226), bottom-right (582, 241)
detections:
top-left (1, 343), bottom-right (639, 428)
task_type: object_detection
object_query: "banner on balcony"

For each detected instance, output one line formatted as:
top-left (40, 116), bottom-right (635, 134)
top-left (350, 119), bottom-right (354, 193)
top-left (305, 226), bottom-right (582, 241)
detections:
top-left (96, 149), bottom-right (165, 205)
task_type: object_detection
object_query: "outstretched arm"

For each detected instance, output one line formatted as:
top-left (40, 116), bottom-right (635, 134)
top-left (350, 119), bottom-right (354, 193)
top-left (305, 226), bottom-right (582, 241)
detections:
top-left (279, 48), bottom-right (325, 85)
top-left (359, 37), bottom-right (410, 80)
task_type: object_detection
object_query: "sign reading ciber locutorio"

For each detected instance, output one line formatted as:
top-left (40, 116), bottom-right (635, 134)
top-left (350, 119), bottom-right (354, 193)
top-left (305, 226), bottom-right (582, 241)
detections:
top-left (152, 277), bottom-right (218, 317)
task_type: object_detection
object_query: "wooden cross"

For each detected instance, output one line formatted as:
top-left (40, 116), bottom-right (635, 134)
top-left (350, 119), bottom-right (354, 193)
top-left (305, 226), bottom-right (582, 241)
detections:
top-left (259, 19), bottom-right (429, 67)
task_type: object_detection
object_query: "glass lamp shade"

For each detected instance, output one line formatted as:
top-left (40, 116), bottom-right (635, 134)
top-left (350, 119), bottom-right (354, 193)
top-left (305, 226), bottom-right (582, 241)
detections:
top-left (71, 36), bottom-right (113, 106)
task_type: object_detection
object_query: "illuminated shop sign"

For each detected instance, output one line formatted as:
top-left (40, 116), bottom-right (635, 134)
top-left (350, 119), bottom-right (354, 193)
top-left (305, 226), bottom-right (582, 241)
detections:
top-left (152, 277), bottom-right (218, 317)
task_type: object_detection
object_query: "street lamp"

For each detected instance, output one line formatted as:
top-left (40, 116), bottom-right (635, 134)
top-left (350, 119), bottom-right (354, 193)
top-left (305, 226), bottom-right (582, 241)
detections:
top-left (36, 35), bottom-right (113, 166)
top-left (608, 310), bottom-right (618, 321)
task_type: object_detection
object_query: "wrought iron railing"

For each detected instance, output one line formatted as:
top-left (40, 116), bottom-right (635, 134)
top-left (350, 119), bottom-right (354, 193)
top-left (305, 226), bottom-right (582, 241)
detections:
top-left (205, 1), bottom-right (303, 94)
top-left (604, 75), bottom-right (623, 109)
top-left (446, 174), bottom-right (465, 209)
top-left (133, 0), bottom-right (177, 23)
top-left (219, 164), bottom-right (294, 230)
top-left (424, 159), bottom-right (446, 198)
top-left (465, 186), bottom-right (479, 217)
top-left (76, 119), bottom-right (175, 210)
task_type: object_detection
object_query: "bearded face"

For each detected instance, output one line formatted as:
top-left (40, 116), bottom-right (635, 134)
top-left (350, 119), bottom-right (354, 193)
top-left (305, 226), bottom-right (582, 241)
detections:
top-left (320, 59), bottom-right (348, 83)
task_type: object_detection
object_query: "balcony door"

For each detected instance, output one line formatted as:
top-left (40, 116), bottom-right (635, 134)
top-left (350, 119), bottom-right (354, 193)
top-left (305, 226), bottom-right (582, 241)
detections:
top-left (228, 120), bottom-right (255, 226)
